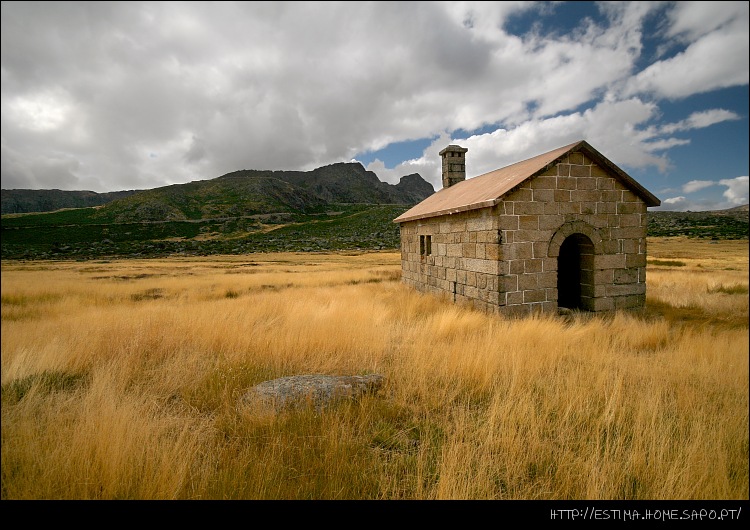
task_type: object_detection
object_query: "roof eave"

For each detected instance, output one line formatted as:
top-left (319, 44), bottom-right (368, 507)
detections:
top-left (393, 198), bottom-right (500, 223)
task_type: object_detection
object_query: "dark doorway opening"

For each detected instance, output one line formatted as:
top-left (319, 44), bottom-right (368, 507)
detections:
top-left (557, 234), bottom-right (595, 310)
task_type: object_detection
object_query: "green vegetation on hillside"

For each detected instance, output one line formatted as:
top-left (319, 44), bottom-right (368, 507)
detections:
top-left (647, 210), bottom-right (749, 239)
top-left (1, 159), bottom-right (441, 260)
top-left (2, 204), bottom-right (747, 261)
top-left (1, 204), bottom-right (409, 260)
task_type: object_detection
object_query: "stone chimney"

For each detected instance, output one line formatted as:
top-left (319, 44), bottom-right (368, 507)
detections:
top-left (439, 145), bottom-right (468, 189)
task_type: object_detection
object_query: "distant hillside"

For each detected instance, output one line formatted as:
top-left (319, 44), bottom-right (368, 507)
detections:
top-left (1, 189), bottom-right (140, 214)
top-left (648, 204), bottom-right (749, 239)
top-left (0, 162), bottom-right (436, 260)
top-left (2, 162), bottom-right (434, 222)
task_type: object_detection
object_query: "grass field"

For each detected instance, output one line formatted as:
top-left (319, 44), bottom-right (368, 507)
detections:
top-left (1, 237), bottom-right (748, 500)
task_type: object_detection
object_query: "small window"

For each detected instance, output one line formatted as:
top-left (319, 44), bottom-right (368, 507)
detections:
top-left (420, 235), bottom-right (432, 256)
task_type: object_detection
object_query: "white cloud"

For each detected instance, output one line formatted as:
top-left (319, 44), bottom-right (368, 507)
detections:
top-left (682, 180), bottom-right (715, 193)
top-left (719, 176), bottom-right (750, 205)
top-left (665, 1), bottom-right (748, 42)
top-left (655, 176), bottom-right (749, 211)
top-left (663, 196), bottom-right (687, 206)
top-left (622, 10), bottom-right (749, 99)
top-left (4, 89), bottom-right (72, 132)
top-left (656, 195), bottom-right (718, 212)
top-left (660, 109), bottom-right (741, 134)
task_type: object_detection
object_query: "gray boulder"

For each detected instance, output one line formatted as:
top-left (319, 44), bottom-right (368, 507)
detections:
top-left (240, 373), bottom-right (385, 412)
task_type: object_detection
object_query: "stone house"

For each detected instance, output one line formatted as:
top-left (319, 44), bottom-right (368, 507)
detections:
top-left (393, 140), bottom-right (661, 317)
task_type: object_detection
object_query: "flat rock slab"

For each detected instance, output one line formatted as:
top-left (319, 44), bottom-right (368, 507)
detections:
top-left (240, 373), bottom-right (385, 412)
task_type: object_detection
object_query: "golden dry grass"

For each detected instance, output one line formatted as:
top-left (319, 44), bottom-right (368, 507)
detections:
top-left (1, 240), bottom-right (748, 500)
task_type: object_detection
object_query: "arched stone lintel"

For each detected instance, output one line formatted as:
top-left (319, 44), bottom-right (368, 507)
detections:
top-left (548, 221), bottom-right (603, 257)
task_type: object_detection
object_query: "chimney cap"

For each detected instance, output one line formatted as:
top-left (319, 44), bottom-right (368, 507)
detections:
top-left (439, 145), bottom-right (468, 156)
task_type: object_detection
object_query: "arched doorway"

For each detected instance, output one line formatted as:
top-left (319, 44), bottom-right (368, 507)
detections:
top-left (557, 233), bottom-right (595, 310)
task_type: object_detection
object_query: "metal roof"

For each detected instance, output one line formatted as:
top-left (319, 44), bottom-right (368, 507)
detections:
top-left (393, 140), bottom-right (661, 223)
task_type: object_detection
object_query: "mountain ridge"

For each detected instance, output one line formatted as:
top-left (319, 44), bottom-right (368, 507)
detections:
top-left (1, 162), bottom-right (435, 217)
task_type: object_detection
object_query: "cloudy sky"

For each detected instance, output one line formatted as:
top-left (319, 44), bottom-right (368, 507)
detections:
top-left (1, 1), bottom-right (748, 211)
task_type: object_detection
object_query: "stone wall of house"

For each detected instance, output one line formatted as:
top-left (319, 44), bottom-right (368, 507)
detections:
top-left (398, 149), bottom-right (649, 316)
top-left (399, 206), bottom-right (502, 313)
